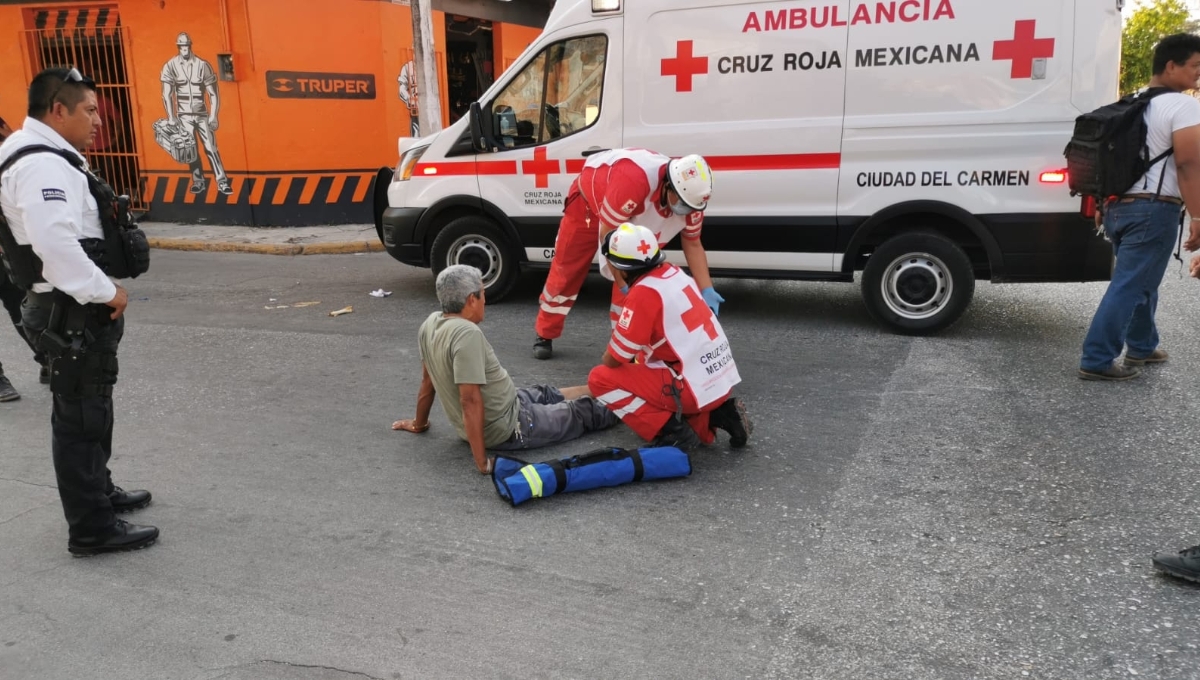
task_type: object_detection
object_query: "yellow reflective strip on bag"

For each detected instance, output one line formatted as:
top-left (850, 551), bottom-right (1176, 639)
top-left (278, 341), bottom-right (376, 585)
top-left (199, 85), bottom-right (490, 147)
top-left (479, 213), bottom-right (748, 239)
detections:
top-left (519, 465), bottom-right (543, 498)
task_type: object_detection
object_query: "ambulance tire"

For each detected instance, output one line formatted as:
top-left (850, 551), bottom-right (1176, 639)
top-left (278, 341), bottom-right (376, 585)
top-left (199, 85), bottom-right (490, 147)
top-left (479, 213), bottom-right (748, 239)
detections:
top-left (430, 216), bottom-right (519, 303)
top-left (861, 232), bottom-right (974, 335)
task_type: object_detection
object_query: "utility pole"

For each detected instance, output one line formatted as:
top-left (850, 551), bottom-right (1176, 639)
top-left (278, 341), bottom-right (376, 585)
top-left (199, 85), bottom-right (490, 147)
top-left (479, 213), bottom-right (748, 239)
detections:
top-left (410, 0), bottom-right (444, 136)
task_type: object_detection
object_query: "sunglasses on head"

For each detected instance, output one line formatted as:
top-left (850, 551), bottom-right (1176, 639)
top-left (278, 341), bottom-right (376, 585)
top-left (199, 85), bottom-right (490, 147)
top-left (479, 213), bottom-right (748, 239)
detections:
top-left (47, 67), bottom-right (95, 108)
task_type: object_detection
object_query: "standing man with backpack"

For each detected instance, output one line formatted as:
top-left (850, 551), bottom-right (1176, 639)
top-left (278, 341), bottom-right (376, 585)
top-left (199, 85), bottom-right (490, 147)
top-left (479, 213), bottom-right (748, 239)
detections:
top-left (1075, 33), bottom-right (1200, 381)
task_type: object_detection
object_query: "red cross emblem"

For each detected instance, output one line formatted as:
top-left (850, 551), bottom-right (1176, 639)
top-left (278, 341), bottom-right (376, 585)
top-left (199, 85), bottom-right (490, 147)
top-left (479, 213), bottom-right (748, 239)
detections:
top-left (661, 40), bottom-right (708, 93)
top-left (992, 20), bottom-right (1055, 79)
top-left (522, 146), bottom-right (561, 189)
top-left (637, 239), bottom-right (651, 255)
top-left (681, 286), bottom-right (717, 340)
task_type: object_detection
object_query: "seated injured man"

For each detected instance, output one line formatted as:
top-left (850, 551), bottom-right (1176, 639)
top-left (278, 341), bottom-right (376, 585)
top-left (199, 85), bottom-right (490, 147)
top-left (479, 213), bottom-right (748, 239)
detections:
top-left (587, 223), bottom-right (753, 451)
top-left (393, 264), bottom-right (618, 474)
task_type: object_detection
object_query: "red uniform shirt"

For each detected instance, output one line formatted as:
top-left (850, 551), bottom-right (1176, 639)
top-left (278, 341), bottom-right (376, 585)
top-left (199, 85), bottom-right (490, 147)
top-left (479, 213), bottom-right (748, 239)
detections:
top-left (569, 148), bottom-right (703, 244)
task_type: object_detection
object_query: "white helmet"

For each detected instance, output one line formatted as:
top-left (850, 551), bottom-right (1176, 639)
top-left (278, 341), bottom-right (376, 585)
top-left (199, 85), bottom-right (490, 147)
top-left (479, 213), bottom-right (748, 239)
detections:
top-left (603, 223), bottom-right (665, 271)
top-left (665, 154), bottom-right (712, 212)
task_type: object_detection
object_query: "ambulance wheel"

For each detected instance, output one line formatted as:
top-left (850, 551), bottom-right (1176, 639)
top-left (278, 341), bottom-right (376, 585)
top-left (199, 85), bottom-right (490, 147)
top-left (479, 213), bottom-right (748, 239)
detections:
top-left (861, 232), bottom-right (974, 335)
top-left (430, 216), bottom-right (519, 303)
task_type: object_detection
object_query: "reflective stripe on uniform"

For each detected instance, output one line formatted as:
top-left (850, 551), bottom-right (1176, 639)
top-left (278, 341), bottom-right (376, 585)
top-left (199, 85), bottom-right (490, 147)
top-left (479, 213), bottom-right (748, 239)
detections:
top-left (539, 292), bottom-right (578, 304)
top-left (613, 397), bottom-right (646, 419)
top-left (596, 388), bottom-right (632, 405)
top-left (539, 302), bottom-right (571, 315)
top-left (519, 465), bottom-right (543, 498)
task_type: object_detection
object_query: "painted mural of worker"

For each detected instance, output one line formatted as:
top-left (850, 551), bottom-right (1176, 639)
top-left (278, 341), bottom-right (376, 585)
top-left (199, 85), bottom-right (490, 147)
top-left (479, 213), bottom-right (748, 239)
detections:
top-left (398, 59), bottom-right (420, 138)
top-left (158, 32), bottom-right (230, 195)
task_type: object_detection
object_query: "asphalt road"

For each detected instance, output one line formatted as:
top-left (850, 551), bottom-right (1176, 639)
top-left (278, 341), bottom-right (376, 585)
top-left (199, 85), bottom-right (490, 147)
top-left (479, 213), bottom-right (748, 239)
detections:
top-left (2, 251), bottom-right (1200, 680)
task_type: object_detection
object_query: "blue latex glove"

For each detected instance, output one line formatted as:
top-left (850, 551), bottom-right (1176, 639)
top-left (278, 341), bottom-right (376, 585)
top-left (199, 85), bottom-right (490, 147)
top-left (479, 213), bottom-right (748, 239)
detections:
top-left (701, 286), bottom-right (724, 316)
top-left (620, 285), bottom-right (630, 295)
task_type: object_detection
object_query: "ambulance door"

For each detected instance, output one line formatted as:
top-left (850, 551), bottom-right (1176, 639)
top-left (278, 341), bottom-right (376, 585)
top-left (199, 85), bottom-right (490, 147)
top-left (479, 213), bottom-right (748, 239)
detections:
top-left (623, 2), bottom-right (851, 273)
top-left (476, 20), bottom-right (623, 264)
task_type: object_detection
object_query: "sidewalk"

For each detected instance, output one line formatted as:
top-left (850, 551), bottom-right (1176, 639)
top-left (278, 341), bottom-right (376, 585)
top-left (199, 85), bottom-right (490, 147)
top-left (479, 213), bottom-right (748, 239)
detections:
top-left (141, 222), bottom-right (386, 255)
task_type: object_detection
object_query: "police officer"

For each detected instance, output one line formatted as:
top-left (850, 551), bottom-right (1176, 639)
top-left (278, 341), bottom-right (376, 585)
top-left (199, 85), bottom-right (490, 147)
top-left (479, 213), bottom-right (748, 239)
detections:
top-left (0, 68), bottom-right (157, 555)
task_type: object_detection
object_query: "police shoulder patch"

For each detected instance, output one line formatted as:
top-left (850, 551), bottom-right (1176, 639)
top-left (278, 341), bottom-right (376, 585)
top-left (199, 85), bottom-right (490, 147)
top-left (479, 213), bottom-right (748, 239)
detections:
top-left (41, 188), bottom-right (67, 202)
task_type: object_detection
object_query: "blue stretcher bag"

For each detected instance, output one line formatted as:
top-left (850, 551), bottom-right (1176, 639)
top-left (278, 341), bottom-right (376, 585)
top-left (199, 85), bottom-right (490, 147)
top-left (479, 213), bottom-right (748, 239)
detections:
top-left (492, 446), bottom-right (691, 506)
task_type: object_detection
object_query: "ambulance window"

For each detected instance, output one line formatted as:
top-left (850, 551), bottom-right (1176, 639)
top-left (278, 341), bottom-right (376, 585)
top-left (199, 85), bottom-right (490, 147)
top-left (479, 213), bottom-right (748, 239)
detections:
top-left (489, 34), bottom-right (606, 149)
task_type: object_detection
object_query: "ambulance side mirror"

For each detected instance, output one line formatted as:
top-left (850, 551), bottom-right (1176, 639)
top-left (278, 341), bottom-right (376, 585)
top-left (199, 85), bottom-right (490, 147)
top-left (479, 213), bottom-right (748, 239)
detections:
top-left (469, 102), bottom-right (496, 152)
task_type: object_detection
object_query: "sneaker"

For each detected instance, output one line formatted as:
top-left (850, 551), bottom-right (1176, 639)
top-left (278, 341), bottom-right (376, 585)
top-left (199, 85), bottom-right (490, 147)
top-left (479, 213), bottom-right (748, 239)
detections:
top-left (1124, 349), bottom-right (1169, 366)
top-left (709, 397), bottom-right (753, 448)
top-left (652, 416), bottom-right (702, 452)
top-left (1078, 364), bottom-right (1140, 381)
top-left (1152, 544), bottom-right (1200, 583)
top-left (216, 179), bottom-right (233, 195)
top-left (0, 373), bottom-right (19, 402)
top-left (533, 337), bottom-right (553, 360)
top-left (188, 180), bottom-right (207, 194)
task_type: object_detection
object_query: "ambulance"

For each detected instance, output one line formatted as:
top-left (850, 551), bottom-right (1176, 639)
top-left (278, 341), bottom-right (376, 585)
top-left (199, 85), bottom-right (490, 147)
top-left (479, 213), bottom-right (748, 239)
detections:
top-left (375, 0), bottom-right (1123, 333)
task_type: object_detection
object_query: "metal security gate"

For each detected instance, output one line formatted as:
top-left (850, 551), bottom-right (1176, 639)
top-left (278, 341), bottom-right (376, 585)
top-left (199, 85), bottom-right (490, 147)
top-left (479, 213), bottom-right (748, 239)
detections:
top-left (22, 6), bottom-right (146, 209)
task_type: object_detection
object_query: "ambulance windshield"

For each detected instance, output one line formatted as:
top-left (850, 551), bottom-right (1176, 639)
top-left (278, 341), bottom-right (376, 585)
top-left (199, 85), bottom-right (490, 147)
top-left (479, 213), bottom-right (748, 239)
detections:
top-left (490, 34), bottom-right (607, 149)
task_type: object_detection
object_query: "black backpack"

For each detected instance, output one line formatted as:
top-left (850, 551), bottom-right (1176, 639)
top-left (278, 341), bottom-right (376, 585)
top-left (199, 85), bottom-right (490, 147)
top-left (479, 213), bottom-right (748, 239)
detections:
top-left (1064, 87), bottom-right (1174, 200)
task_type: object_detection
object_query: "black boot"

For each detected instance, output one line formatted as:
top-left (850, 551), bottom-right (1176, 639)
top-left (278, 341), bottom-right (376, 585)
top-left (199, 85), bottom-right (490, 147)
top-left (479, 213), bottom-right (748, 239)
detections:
top-left (108, 486), bottom-right (153, 513)
top-left (533, 337), bottom-right (553, 360)
top-left (709, 397), bottom-right (753, 448)
top-left (68, 519), bottom-right (159, 556)
top-left (0, 372), bottom-right (19, 402)
top-left (652, 415), bottom-right (701, 452)
top-left (1152, 545), bottom-right (1200, 583)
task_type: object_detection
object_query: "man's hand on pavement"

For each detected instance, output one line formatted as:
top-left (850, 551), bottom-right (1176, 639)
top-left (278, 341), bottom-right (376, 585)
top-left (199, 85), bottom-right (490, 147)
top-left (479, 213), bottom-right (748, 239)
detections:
top-left (476, 455), bottom-right (494, 475)
top-left (106, 285), bottom-right (128, 320)
top-left (391, 419), bottom-right (429, 433)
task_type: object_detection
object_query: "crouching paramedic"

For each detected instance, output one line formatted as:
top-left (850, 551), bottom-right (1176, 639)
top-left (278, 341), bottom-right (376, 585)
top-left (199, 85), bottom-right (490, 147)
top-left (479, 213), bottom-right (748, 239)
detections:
top-left (533, 149), bottom-right (720, 360)
top-left (587, 224), bottom-right (752, 451)
top-left (0, 67), bottom-right (155, 556)
top-left (393, 264), bottom-right (619, 474)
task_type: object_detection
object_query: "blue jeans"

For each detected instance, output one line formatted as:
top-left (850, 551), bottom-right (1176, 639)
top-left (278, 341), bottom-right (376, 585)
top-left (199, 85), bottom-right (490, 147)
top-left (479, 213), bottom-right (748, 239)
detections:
top-left (1080, 199), bottom-right (1182, 371)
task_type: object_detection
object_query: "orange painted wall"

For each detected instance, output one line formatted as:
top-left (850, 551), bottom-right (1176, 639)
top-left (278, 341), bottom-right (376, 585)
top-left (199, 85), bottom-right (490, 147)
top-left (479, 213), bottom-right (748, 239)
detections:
top-left (0, 0), bottom-right (540, 225)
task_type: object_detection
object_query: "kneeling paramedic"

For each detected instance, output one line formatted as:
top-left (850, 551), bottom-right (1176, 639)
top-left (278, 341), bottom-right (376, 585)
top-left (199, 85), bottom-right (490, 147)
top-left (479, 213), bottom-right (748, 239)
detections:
top-left (533, 149), bottom-right (720, 360)
top-left (587, 223), bottom-right (752, 451)
top-left (0, 67), bottom-right (155, 556)
top-left (393, 264), bottom-right (619, 474)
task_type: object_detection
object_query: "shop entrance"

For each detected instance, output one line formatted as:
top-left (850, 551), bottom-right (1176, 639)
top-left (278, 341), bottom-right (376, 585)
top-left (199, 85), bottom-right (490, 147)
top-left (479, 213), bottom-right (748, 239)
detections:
top-left (444, 15), bottom-right (494, 125)
top-left (21, 6), bottom-right (145, 209)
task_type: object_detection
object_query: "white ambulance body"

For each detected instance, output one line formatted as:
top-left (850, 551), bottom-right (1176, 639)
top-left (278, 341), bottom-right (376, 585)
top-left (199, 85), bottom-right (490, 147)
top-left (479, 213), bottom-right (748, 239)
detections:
top-left (376, 0), bottom-right (1122, 333)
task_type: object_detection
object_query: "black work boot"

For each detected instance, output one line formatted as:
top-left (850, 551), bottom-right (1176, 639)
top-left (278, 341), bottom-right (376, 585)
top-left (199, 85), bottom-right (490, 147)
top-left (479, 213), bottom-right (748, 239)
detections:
top-left (652, 416), bottom-right (701, 452)
top-left (533, 337), bottom-right (553, 360)
top-left (709, 397), bottom-right (753, 448)
top-left (1152, 544), bottom-right (1200, 583)
top-left (68, 519), bottom-right (159, 557)
top-left (0, 372), bottom-right (19, 402)
top-left (108, 486), bottom-right (153, 513)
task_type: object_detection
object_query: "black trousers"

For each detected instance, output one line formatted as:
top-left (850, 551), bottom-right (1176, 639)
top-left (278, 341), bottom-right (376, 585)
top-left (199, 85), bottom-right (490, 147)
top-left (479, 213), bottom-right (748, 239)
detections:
top-left (0, 267), bottom-right (43, 374)
top-left (21, 293), bottom-right (121, 537)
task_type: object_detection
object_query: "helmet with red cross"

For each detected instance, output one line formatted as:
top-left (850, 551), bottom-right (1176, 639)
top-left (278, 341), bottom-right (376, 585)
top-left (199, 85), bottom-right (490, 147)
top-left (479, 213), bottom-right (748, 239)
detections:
top-left (665, 154), bottom-right (712, 212)
top-left (603, 223), bottom-right (666, 272)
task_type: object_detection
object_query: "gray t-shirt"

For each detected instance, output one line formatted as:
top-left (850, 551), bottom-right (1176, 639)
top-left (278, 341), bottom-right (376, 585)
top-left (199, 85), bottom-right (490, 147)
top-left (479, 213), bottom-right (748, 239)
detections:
top-left (418, 312), bottom-right (519, 447)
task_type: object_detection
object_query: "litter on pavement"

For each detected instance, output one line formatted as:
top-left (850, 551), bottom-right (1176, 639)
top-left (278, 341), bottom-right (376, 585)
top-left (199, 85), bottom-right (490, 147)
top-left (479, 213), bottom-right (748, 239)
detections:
top-left (329, 306), bottom-right (354, 317)
top-left (369, 289), bottom-right (393, 298)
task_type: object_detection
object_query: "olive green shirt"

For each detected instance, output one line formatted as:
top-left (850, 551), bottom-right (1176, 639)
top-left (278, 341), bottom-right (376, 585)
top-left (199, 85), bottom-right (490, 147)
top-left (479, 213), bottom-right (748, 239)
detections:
top-left (418, 312), bottom-right (519, 447)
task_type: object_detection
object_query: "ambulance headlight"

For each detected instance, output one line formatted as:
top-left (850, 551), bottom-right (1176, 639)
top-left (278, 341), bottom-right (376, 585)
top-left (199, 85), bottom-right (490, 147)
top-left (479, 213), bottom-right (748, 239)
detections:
top-left (592, 0), bottom-right (620, 12)
top-left (397, 145), bottom-right (429, 182)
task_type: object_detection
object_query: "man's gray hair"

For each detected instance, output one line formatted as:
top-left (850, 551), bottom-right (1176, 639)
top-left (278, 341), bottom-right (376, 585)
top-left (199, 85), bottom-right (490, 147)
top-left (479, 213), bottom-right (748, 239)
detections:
top-left (436, 264), bottom-right (483, 314)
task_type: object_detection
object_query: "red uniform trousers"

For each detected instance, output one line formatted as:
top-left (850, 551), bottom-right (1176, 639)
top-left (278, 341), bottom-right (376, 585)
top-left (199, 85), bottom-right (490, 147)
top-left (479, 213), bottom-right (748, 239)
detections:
top-left (535, 197), bottom-right (626, 340)
top-left (587, 361), bottom-right (725, 444)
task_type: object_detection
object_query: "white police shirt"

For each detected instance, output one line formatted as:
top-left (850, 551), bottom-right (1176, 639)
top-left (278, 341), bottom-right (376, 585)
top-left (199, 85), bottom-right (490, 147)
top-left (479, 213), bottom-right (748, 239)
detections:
top-left (0, 117), bottom-right (116, 305)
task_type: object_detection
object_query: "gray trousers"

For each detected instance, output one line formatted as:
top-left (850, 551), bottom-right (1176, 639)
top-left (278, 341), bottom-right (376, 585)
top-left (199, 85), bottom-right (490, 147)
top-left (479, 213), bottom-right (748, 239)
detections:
top-left (491, 385), bottom-right (618, 451)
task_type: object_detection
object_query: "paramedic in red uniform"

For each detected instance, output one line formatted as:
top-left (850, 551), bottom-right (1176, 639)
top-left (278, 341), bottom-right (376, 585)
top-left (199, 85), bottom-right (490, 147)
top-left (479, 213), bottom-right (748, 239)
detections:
top-left (533, 149), bottom-right (720, 360)
top-left (586, 223), bottom-right (752, 451)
